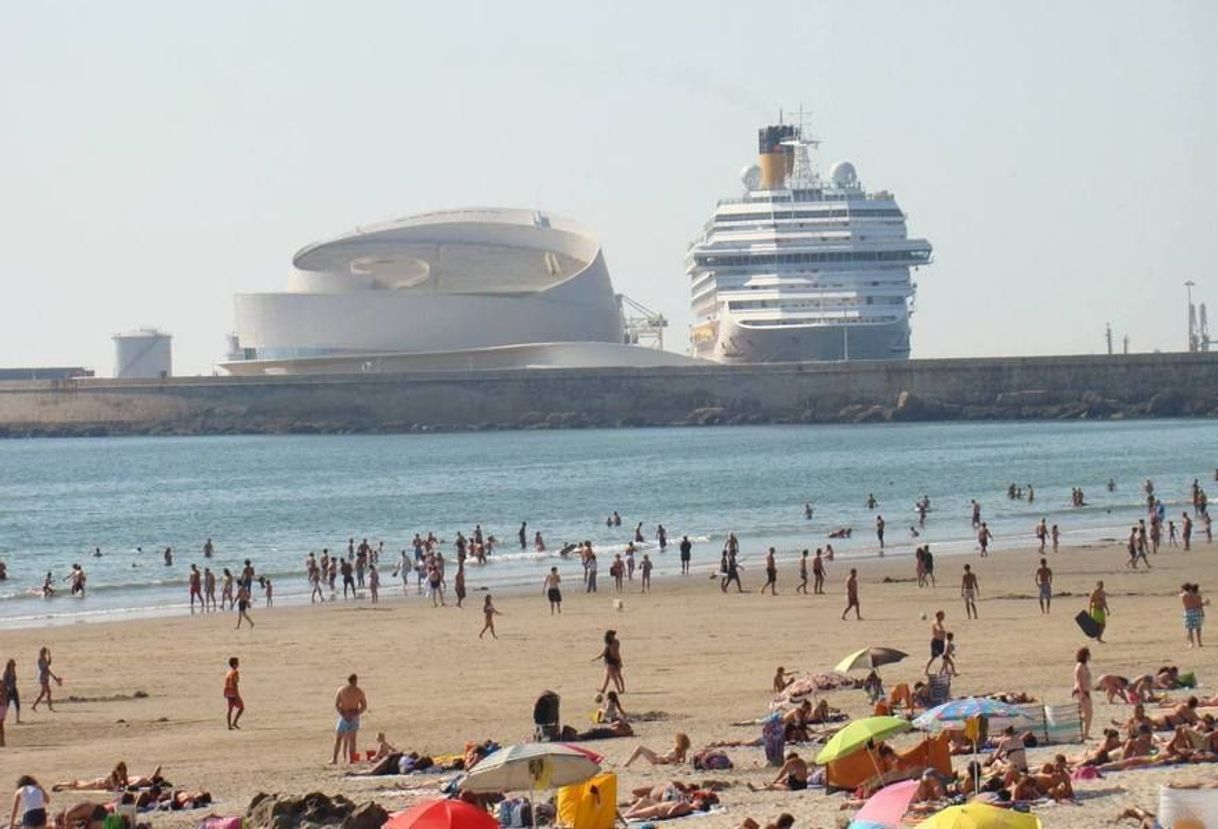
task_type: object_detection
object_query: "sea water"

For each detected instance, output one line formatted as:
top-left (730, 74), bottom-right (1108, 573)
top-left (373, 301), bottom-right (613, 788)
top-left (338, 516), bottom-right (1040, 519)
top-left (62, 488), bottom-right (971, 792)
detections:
top-left (0, 419), bottom-right (1214, 626)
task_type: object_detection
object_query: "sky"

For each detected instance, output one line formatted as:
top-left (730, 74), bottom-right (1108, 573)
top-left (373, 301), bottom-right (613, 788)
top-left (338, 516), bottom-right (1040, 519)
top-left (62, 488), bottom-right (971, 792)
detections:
top-left (2, 0), bottom-right (1216, 376)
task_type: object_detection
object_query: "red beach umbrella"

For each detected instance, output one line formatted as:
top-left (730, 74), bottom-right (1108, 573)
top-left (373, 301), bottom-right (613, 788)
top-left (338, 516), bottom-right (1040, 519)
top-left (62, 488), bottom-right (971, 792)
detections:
top-left (384, 799), bottom-right (499, 829)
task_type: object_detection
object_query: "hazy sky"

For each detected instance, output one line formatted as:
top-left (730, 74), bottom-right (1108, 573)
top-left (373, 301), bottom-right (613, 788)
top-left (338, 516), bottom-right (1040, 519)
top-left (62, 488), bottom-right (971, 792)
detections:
top-left (3, 1), bottom-right (1216, 375)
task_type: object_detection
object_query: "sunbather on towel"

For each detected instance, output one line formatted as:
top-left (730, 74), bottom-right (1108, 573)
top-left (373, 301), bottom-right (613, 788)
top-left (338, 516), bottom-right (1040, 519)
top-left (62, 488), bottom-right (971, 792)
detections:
top-left (747, 752), bottom-right (809, 791)
top-left (53, 764), bottom-right (162, 792)
top-left (624, 733), bottom-right (690, 767)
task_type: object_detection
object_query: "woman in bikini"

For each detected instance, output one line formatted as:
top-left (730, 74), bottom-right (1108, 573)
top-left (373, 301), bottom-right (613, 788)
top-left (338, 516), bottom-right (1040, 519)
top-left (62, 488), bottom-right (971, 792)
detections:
top-left (595, 630), bottom-right (624, 694)
top-left (624, 733), bottom-right (691, 767)
top-left (478, 594), bottom-right (501, 639)
top-left (1073, 647), bottom-right (1093, 740)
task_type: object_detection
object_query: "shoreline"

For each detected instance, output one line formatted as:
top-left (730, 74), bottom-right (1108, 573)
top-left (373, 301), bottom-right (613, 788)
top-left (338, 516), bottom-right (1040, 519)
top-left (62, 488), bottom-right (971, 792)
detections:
top-left (0, 518), bottom-right (1164, 631)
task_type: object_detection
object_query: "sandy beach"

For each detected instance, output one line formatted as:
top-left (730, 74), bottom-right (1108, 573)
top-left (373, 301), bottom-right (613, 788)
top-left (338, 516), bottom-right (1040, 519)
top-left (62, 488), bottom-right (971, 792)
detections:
top-left (0, 535), bottom-right (1213, 829)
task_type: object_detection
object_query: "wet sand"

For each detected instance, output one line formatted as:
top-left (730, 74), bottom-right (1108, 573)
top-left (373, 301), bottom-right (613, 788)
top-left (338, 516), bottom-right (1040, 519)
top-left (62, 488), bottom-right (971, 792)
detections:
top-left (0, 535), bottom-right (1213, 828)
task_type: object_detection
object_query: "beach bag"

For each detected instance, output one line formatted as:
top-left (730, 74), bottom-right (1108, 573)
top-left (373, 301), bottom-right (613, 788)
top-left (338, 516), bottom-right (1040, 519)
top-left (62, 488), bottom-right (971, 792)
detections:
top-left (692, 750), bottom-right (732, 771)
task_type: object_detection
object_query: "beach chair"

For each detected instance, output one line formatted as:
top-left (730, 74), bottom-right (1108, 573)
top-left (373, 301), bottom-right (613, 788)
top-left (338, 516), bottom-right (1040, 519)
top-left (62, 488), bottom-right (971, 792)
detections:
top-left (533, 690), bottom-right (561, 742)
top-left (1043, 702), bottom-right (1084, 744)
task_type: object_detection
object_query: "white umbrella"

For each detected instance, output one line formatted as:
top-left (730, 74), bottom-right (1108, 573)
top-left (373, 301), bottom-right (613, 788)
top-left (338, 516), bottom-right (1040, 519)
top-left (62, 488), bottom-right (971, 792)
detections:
top-left (459, 742), bottom-right (602, 793)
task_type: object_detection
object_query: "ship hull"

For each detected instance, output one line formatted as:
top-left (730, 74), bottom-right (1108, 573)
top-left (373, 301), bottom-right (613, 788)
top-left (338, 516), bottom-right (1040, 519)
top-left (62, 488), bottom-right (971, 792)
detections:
top-left (697, 316), bottom-right (911, 364)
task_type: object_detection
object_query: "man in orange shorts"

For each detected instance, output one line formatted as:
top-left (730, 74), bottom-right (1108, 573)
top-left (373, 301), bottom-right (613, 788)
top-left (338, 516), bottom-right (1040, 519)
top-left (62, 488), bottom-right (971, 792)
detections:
top-left (224, 657), bottom-right (244, 730)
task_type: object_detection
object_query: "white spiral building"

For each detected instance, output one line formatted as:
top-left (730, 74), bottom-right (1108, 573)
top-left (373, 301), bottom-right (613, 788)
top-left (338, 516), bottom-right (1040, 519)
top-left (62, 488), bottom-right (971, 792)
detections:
top-left (223, 208), bottom-right (696, 374)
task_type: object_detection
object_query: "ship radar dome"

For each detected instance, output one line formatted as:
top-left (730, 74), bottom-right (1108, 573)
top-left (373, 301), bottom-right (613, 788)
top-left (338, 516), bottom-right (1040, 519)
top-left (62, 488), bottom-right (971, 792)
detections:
top-left (830, 161), bottom-right (858, 187)
top-left (740, 164), bottom-right (762, 190)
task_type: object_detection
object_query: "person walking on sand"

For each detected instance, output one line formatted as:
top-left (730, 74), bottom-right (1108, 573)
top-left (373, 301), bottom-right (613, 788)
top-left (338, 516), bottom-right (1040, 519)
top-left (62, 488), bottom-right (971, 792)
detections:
top-left (1182, 513), bottom-right (1193, 550)
top-left (331, 674), bottom-right (368, 765)
top-left (761, 548), bottom-right (778, 595)
top-left (221, 568), bottom-right (235, 609)
top-left (543, 567), bottom-right (562, 614)
top-left (1035, 558), bottom-right (1053, 614)
top-left (235, 582), bottom-right (255, 629)
top-left (30, 647), bottom-right (61, 712)
top-left (595, 630), bottom-right (625, 695)
top-left (1073, 647), bottom-right (1093, 739)
top-left (841, 568), bottom-right (861, 620)
top-left (204, 567), bottom-right (217, 612)
top-left (722, 551), bottom-right (743, 593)
top-left (452, 562), bottom-right (464, 608)
top-left (679, 535), bottom-right (692, 574)
top-left (925, 611), bottom-right (948, 673)
top-left (368, 564), bottom-right (380, 604)
top-left (977, 522), bottom-right (993, 556)
top-left (1182, 583), bottom-right (1205, 647)
top-left (961, 565), bottom-right (980, 619)
top-left (3, 660), bottom-right (20, 724)
top-left (1089, 581), bottom-right (1109, 643)
top-left (640, 553), bottom-right (652, 593)
top-left (224, 657), bottom-right (244, 730)
top-left (188, 564), bottom-right (204, 614)
top-left (796, 550), bottom-right (809, 595)
top-left (479, 594), bottom-right (502, 639)
top-left (813, 548), bottom-right (826, 594)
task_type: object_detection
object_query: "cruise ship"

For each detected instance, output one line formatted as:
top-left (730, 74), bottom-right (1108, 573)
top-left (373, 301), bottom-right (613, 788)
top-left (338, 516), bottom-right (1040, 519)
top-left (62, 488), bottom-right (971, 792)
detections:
top-left (688, 122), bottom-right (932, 363)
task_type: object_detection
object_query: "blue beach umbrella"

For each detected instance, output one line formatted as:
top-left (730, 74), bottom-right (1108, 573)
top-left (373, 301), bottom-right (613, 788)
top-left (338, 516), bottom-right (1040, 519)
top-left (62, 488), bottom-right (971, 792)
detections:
top-left (913, 697), bottom-right (1032, 731)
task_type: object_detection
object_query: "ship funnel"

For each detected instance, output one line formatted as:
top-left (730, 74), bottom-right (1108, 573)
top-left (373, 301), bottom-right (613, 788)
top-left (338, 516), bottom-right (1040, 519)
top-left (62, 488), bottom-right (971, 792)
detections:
top-left (757, 124), bottom-right (797, 190)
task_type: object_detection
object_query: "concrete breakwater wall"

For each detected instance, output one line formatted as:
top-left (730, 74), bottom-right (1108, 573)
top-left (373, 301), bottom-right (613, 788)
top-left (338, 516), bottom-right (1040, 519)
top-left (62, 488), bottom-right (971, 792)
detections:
top-left (1, 353), bottom-right (1217, 437)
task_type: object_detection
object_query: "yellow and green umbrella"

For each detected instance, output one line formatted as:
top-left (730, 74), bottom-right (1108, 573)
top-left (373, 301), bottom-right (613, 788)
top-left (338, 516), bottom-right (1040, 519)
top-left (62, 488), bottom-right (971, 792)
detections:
top-left (815, 715), bottom-right (911, 764)
top-left (835, 647), bottom-right (909, 673)
top-left (914, 803), bottom-right (1041, 829)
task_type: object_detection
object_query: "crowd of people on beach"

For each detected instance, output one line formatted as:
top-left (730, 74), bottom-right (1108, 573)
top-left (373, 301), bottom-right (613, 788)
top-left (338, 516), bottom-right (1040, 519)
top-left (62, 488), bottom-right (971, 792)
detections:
top-left (3, 472), bottom-right (1216, 829)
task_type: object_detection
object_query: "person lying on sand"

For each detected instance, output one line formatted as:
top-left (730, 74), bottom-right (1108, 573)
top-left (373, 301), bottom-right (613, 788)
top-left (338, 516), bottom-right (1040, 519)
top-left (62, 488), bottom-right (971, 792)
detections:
top-left (622, 783), bottom-right (718, 821)
top-left (624, 733), bottom-right (690, 767)
top-left (1066, 730), bottom-right (1122, 767)
top-left (1150, 696), bottom-right (1200, 729)
top-left (55, 802), bottom-right (109, 829)
top-left (53, 764), bottom-right (162, 792)
top-left (747, 752), bottom-right (809, 792)
top-left (1028, 756), bottom-right (1075, 801)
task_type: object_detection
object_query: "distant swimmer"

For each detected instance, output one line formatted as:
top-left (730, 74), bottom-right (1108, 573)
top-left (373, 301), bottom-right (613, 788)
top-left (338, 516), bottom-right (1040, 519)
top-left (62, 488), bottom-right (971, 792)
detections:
top-left (828, 528), bottom-right (852, 539)
top-left (519, 522), bottom-right (528, 551)
top-left (534, 531), bottom-right (545, 552)
top-left (656, 524), bottom-right (667, 551)
top-left (679, 535), bottom-right (692, 574)
top-left (203, 538), bottom-right (214, 558)
top-left (875, 515), bottom-right (885, 551)
top-left (163, 547), bottom-right (173, 566)
top-left (41, 571), bottom-right (55, 598)
top-left (612, 511), bottom-right (622, 527)
top-left (1107, 478), bottom-right (1117, 492)
top-left (634, 523), bottom-right (645, 544)
top-left (970, 499), bottom-right (982, 528)
top-left (866, 493), bottom-right (878, 509)
top-left (804, 503), bottom-right (813, 520)
top-left (909, 526), bottom-right (920, 538)
top-left (92, 547), bottom-right (102, 558)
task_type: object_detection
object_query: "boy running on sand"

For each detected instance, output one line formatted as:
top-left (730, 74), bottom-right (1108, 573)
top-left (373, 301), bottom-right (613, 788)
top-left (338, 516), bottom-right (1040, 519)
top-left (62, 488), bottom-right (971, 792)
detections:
top-left (224, 657), bottom-right (244, 730)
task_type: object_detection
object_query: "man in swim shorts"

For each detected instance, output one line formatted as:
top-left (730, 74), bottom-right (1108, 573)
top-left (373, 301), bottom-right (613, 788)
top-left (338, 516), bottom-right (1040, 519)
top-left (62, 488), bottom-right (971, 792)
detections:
top-left (331, 674), bottom-right (368, 764)
top-left (1035, 558), bottom-right (1053, 614)
top-left (961, 565), bottom-right (980, 619)
top-left (224, 657), bottom-right (244, 730)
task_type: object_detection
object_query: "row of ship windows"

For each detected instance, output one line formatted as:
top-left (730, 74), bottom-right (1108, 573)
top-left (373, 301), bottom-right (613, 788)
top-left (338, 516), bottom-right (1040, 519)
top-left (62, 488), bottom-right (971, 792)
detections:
top-left (727, 297), bottom-right (906, 310)
top-left (695, 250), bottom-right (929, 267)
top-left (718, 208), bottom-right (904, 222)
top-left (747, 315), bottom-right (902, 326)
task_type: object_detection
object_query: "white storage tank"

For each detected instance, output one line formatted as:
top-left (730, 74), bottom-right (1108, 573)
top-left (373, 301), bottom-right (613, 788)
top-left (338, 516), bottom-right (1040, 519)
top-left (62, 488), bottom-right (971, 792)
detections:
top-left (113, 329), bottom-right (172, 379)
